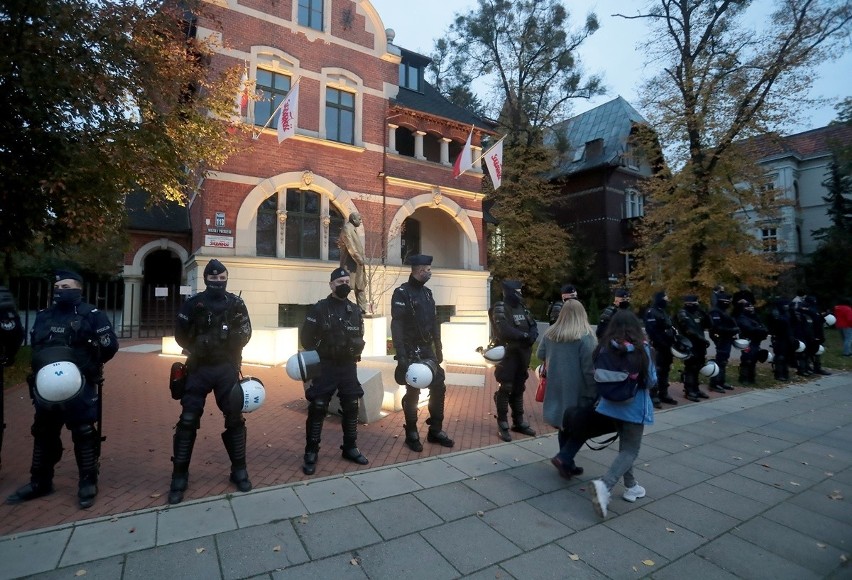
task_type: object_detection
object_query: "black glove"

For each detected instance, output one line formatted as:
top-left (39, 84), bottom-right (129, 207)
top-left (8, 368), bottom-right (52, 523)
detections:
top-left (395, 356), bottom-right (409, 385)
top-left (435, 349), bottom-right (443, 364)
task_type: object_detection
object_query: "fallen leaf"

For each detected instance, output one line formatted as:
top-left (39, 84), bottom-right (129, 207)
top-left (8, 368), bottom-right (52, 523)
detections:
top-left (790, 481), bottom-right (801, 487)
top-left (683, 444), bottom-right (691, 448)
top-left (266, 443), bottom-right (272, 448)
top-left (273, 545), bottom-right (281, 552)
top-left (75, 571), bottom-right (87, 577)
top-left (350, 557), bottom-right (361, 566)
top-left (759, 463), bottom-right (772, 469)
top-left (150, 493), bottom-right (162, 498)
top-left (665, 527), bottom-right (676, 533)
top-left (801, 461), bottom-right (809, 465)
top-left (128, 528), bottom-right (135, 533)
top-left (828, 490), bottom-right (843, 500)
top-left (299, 514), bottom-right (309, 524)
top-left (110, 517), bottom-right (119, 523)
top-left (196, 548), bottom-right (205, 554)
top-left (476, 511), bottom-right (485, 517)
top-left (840, 554), bottom-right (848, 563)
top-left (642, 560), bottom-right (655, 566)
top-left (825, 472), bottom-right (834, 477)
top-left (817, 543), bottom-right (827, 549)
top-left (569, 554), bottom-right (580, 561)
top-left (733, 456), bottom-right (743, 461)
top-left (632, 566), bottom-right (638, 572)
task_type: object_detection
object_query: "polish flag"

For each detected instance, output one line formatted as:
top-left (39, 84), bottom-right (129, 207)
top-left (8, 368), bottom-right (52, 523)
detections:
top-left (452, 127), bottom-right (473, 178)
top-left (483, 138), bottom-right (504, 189)
top-left (277, 82), bottom-right (299, 144)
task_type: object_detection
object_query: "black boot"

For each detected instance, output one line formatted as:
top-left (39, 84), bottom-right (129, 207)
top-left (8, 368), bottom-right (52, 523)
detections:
top-left (401, 390), bottom-right (422, 452)
top-left (73, 425), bottom-right (100, 509)
top-left (509, 393), bottom-right (536, 436)
top-left (222, 417), bottom-right (252, 493)
top-left (650, 386), bottom-right (663, 409)
top-left (813, 357), bottom-right (831, 376)
top-left (169, 412), bottom-right (198, 505)
top-left (709, 376), bottom-right (725, 394)
top-left (719, 366), bottom-right (734, 390)
top-left (340, 399), bottom-right (368, 465)
top-left (303, 399), bottom-right (327, 475)
top-left (494, 388), bottom-right (512, 442)
top-left (658, 383), bottom-right (677, 405)
top-left (683, 372), bottom-right (701, 402)
top-left (426, 385), bottom-right (452, 447)
top-left (738, 363), bottom-right (749, 384)
top-left (5, 429), bottom-right (61, 505)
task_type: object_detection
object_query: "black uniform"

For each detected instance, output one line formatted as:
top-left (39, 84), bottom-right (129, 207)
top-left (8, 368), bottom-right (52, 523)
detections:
top-left (802, 296), bottom-right (831, 376)
top-left (675, 299), bottom-right (711, 401)
top-left (299, 278), bottom-right (368, 475)
top-left (644, 291), bottom-right (677, 405)
top-left (790, 300), bottom-right (815, 376)
top-left (708, 293), bottom-right (739, 392)
top-left (597, 289), bottom-right (630, 339)
top-left (6, 273), bottom-right (118, 508)
top-left (390, 255), bottom-right (452, 451)
top-left (490, 280), bottom-right (538, 442)
top-left (767, 299), bottom-right (795, 381)
top-left (1, 286), bottom-right (25, 469)
top-left (168, 260), bottom-right (252, 504)
top-left (734, 301), bottom-right (768, 384)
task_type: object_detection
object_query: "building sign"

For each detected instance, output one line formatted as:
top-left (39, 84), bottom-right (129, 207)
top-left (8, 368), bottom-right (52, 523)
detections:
top-left (205, 235), bottom-right (234, 248)
top-left (215, 211), bottom-right (226, 227)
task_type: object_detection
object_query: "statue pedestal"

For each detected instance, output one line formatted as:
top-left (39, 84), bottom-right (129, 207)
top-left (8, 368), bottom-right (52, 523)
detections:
top-left (362, 316), bottom-right (387, 357)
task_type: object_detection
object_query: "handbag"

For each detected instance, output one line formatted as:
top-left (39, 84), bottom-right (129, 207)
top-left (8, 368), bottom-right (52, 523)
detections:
top-left (535, 367), bottom-right (547, 402)
top-left (562, 405), bottom-right (619, 450)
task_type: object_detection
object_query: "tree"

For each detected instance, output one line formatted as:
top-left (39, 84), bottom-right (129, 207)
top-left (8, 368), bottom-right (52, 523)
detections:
top-left (430, 0), bottom-right (602, 299)
top-left (0, 0), bottom-right (244, 278)
top-left (620, 0), bottom-right (852, 299)
top-left (430, 0), bottom-right (602, 142)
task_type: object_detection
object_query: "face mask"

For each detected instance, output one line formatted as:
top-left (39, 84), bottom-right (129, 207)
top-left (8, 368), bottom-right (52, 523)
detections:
top-left (419, 271), bottom-right (432, 283)
top-left (53, 288), bottom-right (82, 307)
top-left (334, 284), bottom-right (351, 299)
top-left (685, 303), bottom-right (698, 312)
top-left (206, 280), bottom-right (227, 297)
top-left (618, 300), bottom-right (631, 309)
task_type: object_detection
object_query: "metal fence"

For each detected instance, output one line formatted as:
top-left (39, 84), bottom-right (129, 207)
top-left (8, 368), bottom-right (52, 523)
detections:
top-left (6, 278), bottom-right (183, 342)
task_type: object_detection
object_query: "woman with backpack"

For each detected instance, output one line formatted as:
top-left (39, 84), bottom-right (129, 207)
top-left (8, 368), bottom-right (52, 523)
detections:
top-left (590, 309), bottom-right (657, 518)
top-left (536, 298), bottom-right (597, 479)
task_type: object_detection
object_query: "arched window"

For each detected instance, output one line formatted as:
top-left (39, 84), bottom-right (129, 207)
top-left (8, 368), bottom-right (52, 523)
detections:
top-left (285, 189), bottom-right (321, 259)
top-left (255, 188), bottom-right (344, 260)
top-left (256, 192), bottom-right (278, 257)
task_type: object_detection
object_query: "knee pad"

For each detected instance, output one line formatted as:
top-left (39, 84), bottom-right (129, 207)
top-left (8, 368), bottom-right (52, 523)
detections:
top-left (224, 413), bottom-right (245, 430)
top-left (178, 411), bottom-right (201, 431)
top-left (498, 382), bottom-right (514, 395)
top-left (71, 424), bottom-right (98, 444)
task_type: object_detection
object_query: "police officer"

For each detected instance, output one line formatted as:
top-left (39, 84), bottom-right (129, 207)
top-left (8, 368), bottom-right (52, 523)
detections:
top-left (391, 254), bottom-right (453, 451)
top-left (168, 259), bottom-right (252, 504)
top-left (547, 284), bottom-right (578, 325)
top-left (6, 270), bottom-right (118, 508)
top-left (708, 292), bottom-right (739, 393)
top-left (675, 294), bottom-right (711, 402)
top-left (767, 298), bottom-right (795, 381)
top-left (644, 290), bottom-right (678, 407)
top-left (734, 298), bottom-right (768, 384)
top-left (299, 267), bottom-right (368, 475)
top-left (790, 298), bottom-right (815, 376)
top-left (1, 285), bottom-right (25, 471)
top-left (490, 279), bottom-right (538, 442)
top-left (802, 296), bottom-right (831, 376)
top-left (597, 288), bottom-right (630, 339)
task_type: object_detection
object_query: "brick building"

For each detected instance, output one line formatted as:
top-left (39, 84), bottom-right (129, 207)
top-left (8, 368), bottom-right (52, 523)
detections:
top-left (123, 1), bottom-right (494, 343)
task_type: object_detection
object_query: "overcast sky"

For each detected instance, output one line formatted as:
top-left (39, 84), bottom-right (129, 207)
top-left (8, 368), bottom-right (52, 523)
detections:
top-left (371, 0), bottom-right (852, 134)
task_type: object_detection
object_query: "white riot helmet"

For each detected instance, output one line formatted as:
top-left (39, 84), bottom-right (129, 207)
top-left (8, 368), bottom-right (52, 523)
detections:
top-left (285, 351), bottom-right (321, 382)
top-left (700, 360), bottom-right (720, 378)
top-left (733, 338), bottom-right (750, 350)
top-left (795, 340), bottom-right (806, 353)
top-left (817, 344), bottom-right (825, 356)
top-left (480, 345), bottom-right (505, 364)
top-left (824, 314), bottom-right (836, 327)
top-left (229, 377), bottom-right (266, 413)
top-left (757, 348), bottom-right (773, 364)
top-left (671, 335), bottom-right (693, 360)
top-left (35, 361), bottom-right (84, 404)
top-left (406, 360), bottom-right (438, 389)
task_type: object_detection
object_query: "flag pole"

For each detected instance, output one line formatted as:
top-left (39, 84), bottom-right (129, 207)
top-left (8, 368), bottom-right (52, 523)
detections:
top-left (453, 124), bottom-right (476, 179)
top-left (471, 135), bottom-right (506, 167)
top-left (252, 76), bottom-right (301, 140)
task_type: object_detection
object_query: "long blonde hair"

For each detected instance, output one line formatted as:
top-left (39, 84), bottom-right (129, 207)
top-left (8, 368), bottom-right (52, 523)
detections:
top-left (543, 299), bottom-right (594, 343)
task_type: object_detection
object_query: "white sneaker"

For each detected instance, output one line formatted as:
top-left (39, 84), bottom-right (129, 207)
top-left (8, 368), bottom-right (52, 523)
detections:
top-left (591, 479), bottom-right (610, 518)
top-left (622, 484), bottom-right (646, 503)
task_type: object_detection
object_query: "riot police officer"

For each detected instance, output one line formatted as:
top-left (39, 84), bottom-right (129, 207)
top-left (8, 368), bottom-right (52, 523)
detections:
top-left (391, 254), bottom-right (453, 451)
top-left (597, 288), bottom-right (630, 339)
top-left (547, 284), bottom-right (577, 324)
top-left (490, 279), bottom-right (538, 442)
top-left (644, 290), bottom-right (678, 407)
top-left (767, 298), bottom-right (795, 381)
top-left (802, 296), bottom-right (831, 376)
top-left (675, 294), bottom-right (711, 402)
top-left (708, 292), bottom-right (739, 392)
top-left (168, 259), bottom-right (252, 504)
top-left (299, 267), bottom-right (368, 475)
top-left (734, 299), bottom-right (768, 384)
top-left (791, 298), bottom-right (815, 376)
top-left (6, 270), bottom-right (118, 508)
top-left (1, 285), bottom-right (25, 471)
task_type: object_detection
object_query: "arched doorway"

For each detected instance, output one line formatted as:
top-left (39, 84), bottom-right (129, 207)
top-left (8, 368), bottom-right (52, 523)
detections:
top-left (140, 249), bottom-right (183, 336)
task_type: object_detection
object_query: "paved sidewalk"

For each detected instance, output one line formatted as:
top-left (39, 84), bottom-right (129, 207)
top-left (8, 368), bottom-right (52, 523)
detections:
top-left (1, 374), bottom-right (850, 579)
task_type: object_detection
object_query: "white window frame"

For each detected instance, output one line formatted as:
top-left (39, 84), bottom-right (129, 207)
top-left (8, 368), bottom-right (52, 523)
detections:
top-left (625, 189), bottom-right (644, 219)
top-left (320, 68), bottom-right (363, 147)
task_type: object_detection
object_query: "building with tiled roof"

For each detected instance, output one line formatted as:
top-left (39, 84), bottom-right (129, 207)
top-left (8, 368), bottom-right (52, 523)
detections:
top-left (740, 124), bottom-right (852, 260)
top-left (544, 96), bottom-right (656, 284)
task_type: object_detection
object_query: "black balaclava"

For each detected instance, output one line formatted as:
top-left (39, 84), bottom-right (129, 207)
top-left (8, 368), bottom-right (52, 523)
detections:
top-left (502, 280), bottom-right (523, 307)
top-left (653, 291), bottom-right (668, 309)
top-left (204, 259), bottom-right (228, 299)
top-left (334, 284), bottom-right (351, 299)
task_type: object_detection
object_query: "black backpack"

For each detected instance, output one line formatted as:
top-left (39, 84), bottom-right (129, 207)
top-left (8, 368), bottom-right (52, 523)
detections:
top-left (593, 345), bottom-right (646, 402)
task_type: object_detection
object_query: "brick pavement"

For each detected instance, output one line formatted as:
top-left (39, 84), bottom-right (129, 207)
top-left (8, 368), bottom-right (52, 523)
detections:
top-left (0, 342), bottom-right (740, 537)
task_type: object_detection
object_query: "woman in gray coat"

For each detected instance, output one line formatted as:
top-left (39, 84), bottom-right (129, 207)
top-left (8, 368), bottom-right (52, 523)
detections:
top-left (536, 298), bottom-right (597, 478)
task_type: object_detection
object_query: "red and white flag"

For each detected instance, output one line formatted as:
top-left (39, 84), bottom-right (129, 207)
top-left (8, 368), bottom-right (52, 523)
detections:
top-left (453, 127), bottom-right (474, 178)
top-left (277, 82), bottom-right (299, 144)
top-left (483, 137), bottom-right (504, 189)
